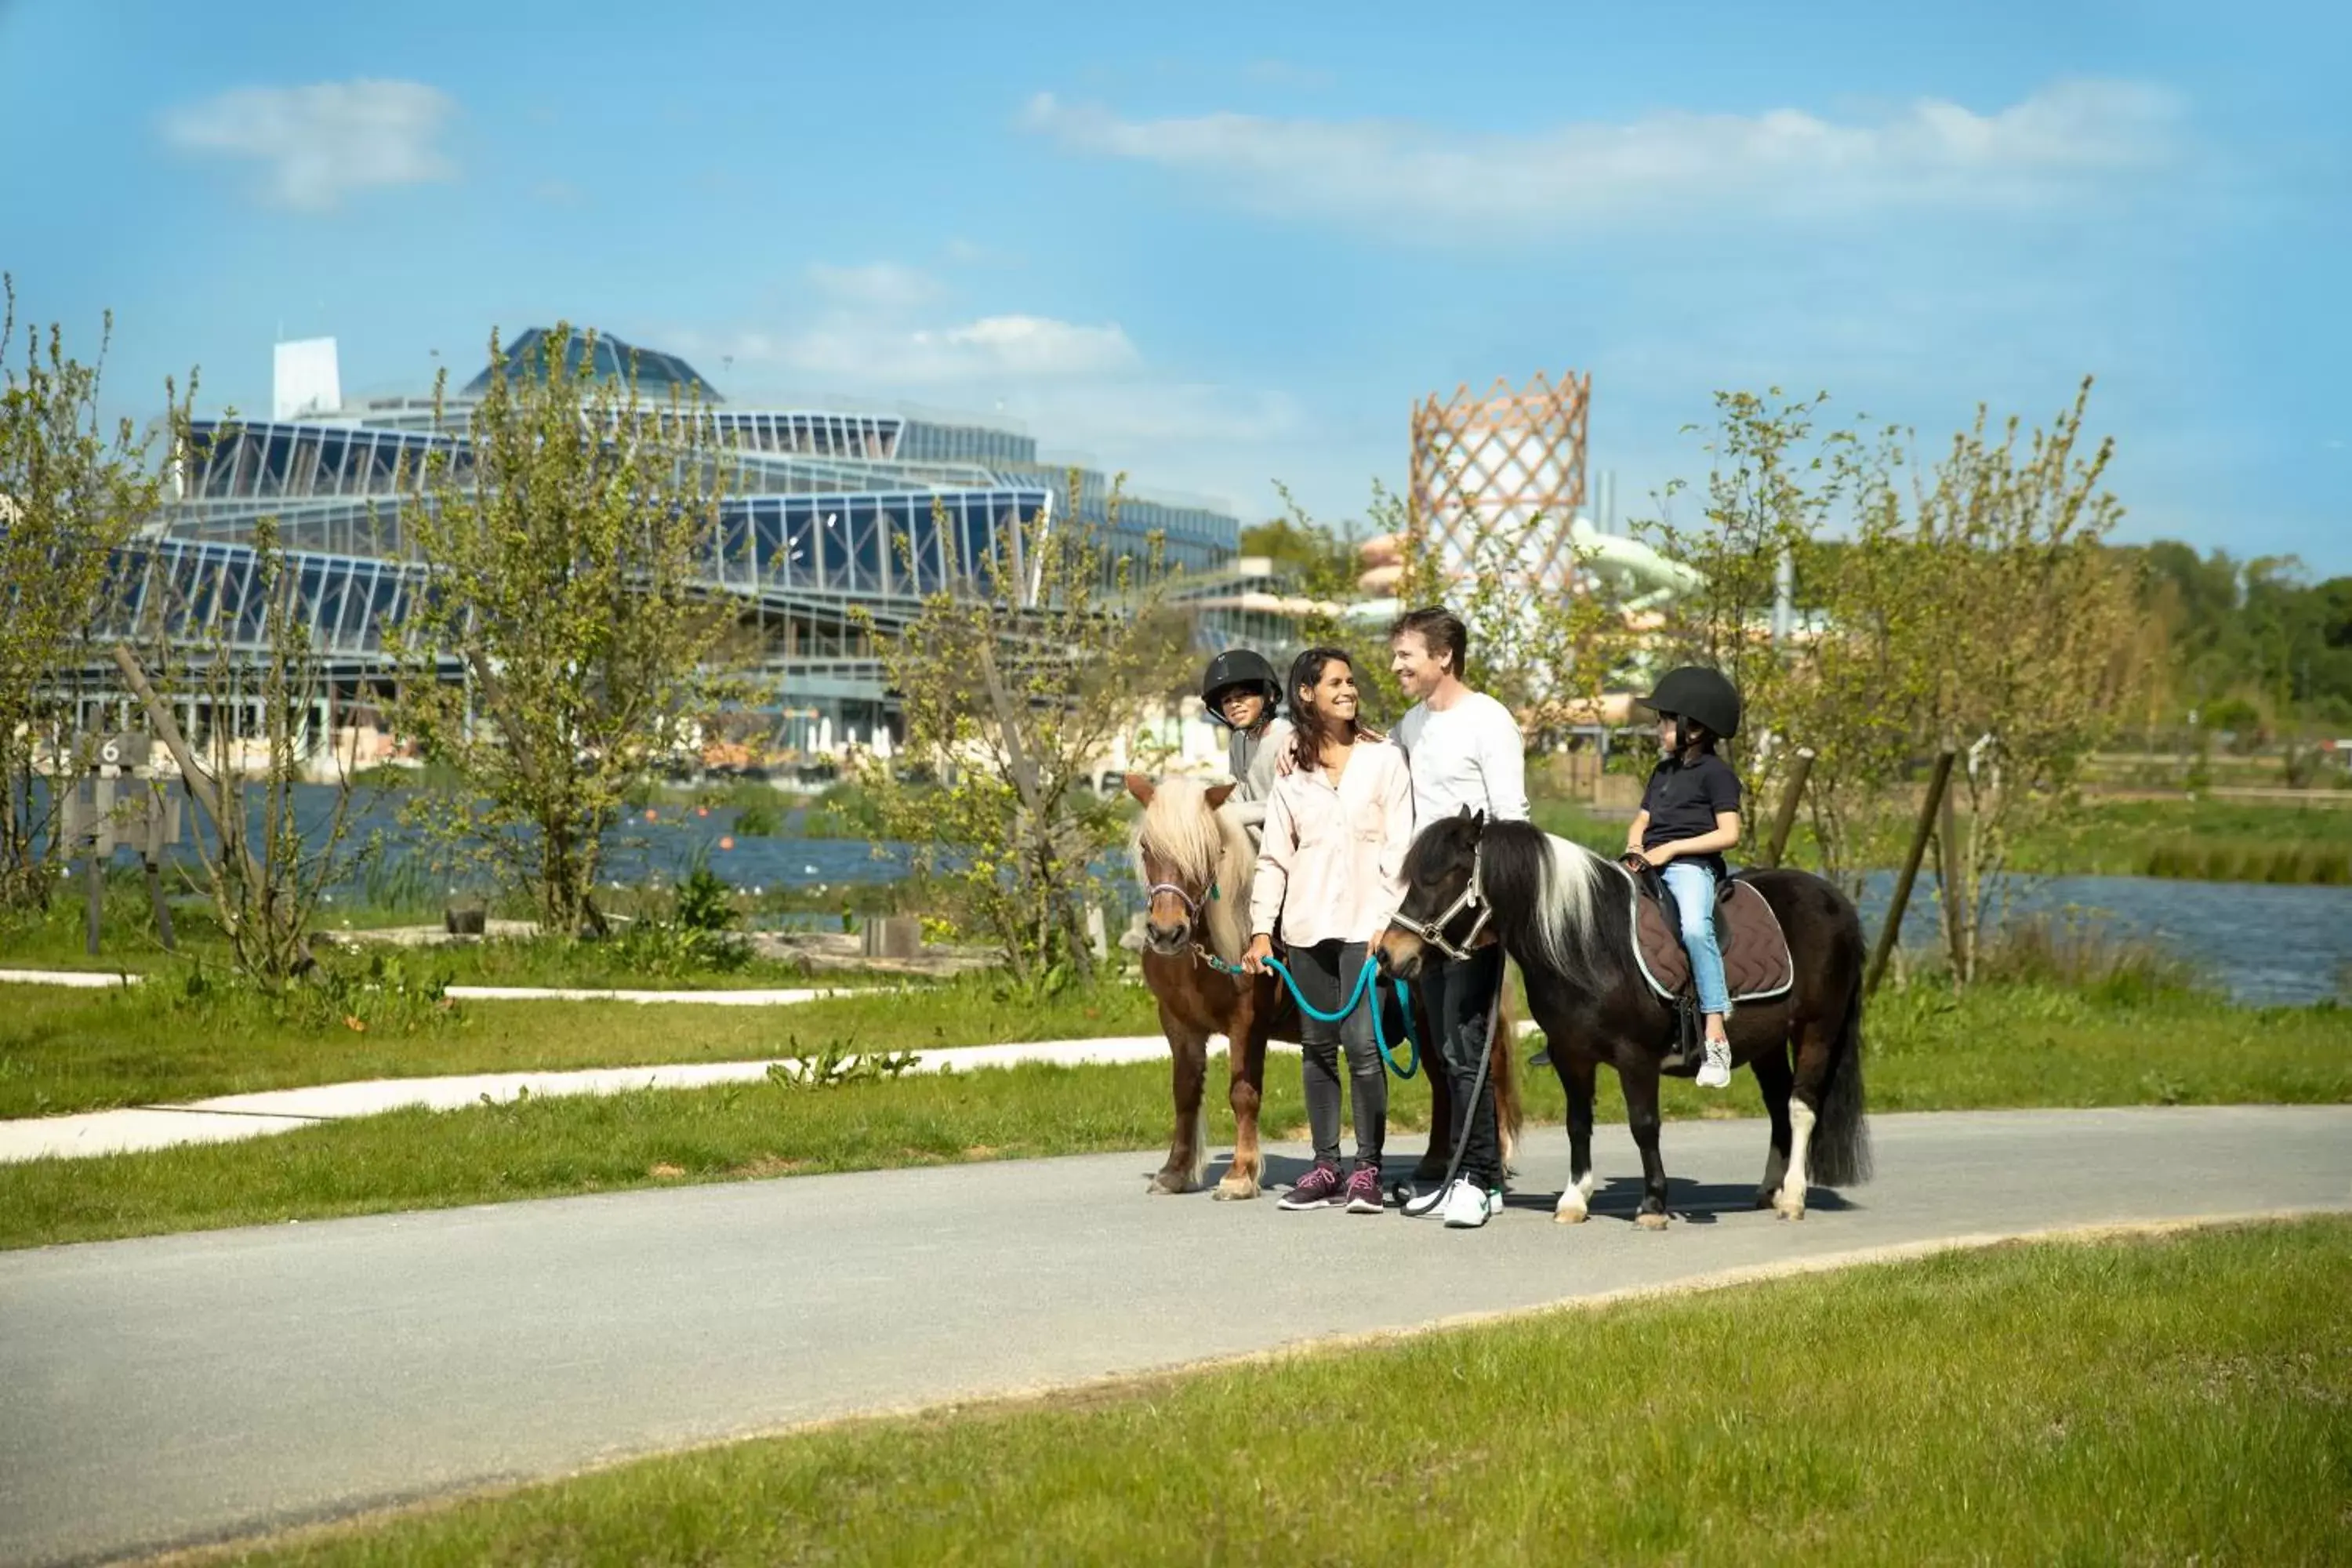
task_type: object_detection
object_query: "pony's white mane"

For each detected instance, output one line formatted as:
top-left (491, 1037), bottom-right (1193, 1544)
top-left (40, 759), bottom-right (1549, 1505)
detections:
top-left (1131, 777), bottom-right (1254, 963)
top-left (1515, 830), bottom-right (1613, 975)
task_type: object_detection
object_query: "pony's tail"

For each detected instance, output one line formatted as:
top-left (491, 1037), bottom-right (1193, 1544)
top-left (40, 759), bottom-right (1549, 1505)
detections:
top-left (1492, 985), bottom-right (1526, 1171)
top-left (1809, 976), bottom-right (1873, 1187)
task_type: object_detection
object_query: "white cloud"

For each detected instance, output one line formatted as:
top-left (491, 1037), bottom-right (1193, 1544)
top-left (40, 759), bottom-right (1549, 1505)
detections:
top-left (1022, 78), bottom-right (2181, 232)
top-left (665, 270), bottom-right (1299, 510)
top-left (161, 80), bottom-right (458, 210)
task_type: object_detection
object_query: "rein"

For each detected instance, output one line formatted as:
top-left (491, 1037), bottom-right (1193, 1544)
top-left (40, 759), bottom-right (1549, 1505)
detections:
top-left (1196, 948), bottom-right (1421, 1080)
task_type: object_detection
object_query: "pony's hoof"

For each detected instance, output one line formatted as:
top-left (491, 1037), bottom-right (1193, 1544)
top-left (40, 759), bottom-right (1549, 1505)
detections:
top-left (1775, 1200), bottom-right (1806, 1221)
top-left (1553, 1203), bottom-right (1589, 1225)
top-left (1147, 1174), bottom-right (1197, 1196)
top-left (1635, 1210), bottom-right (1670, 1232)
top-left (1753, 1189), bottom-right (1777, 1210)
top-left (1213, 1179), bottom-right (1260, 1202)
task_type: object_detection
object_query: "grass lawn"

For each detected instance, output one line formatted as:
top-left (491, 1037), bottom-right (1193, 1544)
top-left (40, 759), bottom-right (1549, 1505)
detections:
top-left (4, 980), bottom-right (2344, 1251)
top-left (217, 1218), bottom-right (2352, 1566)
top-left (0, 970), bottom-right (1160, 1119)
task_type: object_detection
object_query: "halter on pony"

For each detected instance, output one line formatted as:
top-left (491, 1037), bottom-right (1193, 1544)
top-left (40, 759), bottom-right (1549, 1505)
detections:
top-left (1386, 833), bottom-right (1493, 961)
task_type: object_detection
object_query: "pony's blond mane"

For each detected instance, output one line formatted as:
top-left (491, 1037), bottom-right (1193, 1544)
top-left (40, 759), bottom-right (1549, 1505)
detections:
top-left (1131, 776), bottom-right (1254, 963)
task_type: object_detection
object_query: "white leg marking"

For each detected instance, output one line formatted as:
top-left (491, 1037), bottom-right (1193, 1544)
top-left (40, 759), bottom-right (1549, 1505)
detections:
top-left (1777, 1099), bottom-right (1816, 1219)
top-left (1578, 1167), bottom-right (1600, 1198)
top-left (1189, 1102), bottom-right (1208, 1191)
top-left (1554, 1184), bottom-right (1589, 1223)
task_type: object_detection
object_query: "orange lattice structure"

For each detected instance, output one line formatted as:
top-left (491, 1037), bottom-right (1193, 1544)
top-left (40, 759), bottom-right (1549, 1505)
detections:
top-left (1409, 370), bottom-right (1591, 590)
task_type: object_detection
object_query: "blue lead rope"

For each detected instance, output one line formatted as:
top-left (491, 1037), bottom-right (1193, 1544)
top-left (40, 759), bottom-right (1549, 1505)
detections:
top-left (1204, 950), bottom-right (1420, 1080)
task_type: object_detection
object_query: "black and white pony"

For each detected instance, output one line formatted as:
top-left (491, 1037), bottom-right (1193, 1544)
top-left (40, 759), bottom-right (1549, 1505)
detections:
top-left (1373, 811), bottom-right (1871, 1228)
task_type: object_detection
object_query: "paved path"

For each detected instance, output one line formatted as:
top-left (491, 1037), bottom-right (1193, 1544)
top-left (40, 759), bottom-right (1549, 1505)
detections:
top-left (3, 1105), bottom-right (2347, 1566)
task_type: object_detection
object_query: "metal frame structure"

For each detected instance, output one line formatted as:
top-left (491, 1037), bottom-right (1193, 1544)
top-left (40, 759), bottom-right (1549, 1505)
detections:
top-left (1408, 369), bottom-right (1592, 589)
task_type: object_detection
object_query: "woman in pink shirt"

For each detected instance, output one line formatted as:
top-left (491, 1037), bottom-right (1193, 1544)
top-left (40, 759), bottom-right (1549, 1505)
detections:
top-left (1243, 647), bottom-right (1415, 1214)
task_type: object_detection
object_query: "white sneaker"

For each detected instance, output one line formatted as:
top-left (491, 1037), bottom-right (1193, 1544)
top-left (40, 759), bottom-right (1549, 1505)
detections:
top-left (1442, 1178), bottom-right (1503, 1229)
top-left (1401, 1182), bottom-right (1446, 1219)
top-left (1697, 1037), bottom-right (1733, 1090)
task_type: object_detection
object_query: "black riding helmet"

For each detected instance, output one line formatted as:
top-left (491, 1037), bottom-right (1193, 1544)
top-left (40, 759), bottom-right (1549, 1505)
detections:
top-left (1200, 648), bottom-right (1281, 729)
top-left (1637, 665), bottom-right (1742, 740)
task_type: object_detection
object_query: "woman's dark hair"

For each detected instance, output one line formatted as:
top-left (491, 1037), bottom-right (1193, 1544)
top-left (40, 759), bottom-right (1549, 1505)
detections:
top-left (1388, 605), bottom-right (1468, 678)
top-left (1287, 646), bottom-right (1366, 774)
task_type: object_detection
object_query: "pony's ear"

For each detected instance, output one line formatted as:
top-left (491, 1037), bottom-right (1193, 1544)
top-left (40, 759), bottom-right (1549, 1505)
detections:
top-left (1203, 782), bottom-right (1237, 811)
top-left (1124, 773), bottom-right (1156, 806)
top-left (1472, 809), bottom-right (1489, 828)
top-left (1455, 804), bottom-right (1475, 822)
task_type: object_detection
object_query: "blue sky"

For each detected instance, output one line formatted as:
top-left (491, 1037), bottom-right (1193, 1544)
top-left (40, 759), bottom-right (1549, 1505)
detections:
top-left (3, 0), bottom-right (2346, 569)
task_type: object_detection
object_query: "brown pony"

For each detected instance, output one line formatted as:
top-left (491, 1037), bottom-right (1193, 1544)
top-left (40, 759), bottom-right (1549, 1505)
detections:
top-left (1125, 774), bottom-right (1519, 1199)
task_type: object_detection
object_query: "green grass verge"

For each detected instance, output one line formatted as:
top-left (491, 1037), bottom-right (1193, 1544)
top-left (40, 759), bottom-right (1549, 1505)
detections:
top-left (4, 981), bottom-right (2344, 1251)
top-left (223, 1218), bottom-right (2352, 1566)
top-left (0, 971), bottom-right (1160, 1119)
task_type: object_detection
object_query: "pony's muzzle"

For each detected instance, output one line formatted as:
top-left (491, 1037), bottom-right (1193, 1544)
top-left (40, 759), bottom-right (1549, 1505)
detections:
top-left (1373, 928), bottom-right (1424, 981)
top-left (1144, 918), bottom-right (1189, 955)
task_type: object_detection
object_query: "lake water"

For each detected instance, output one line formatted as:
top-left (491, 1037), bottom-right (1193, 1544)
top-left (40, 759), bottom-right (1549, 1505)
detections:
top-left (56, 782), bottom-right (2352, 1007)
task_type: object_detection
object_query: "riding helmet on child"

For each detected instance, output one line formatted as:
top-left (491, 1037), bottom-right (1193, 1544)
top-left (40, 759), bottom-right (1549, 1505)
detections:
top-left (1200, 648), bottom-right (1282, 729)
top-left (1637, 666), bottom-right (1743, 741)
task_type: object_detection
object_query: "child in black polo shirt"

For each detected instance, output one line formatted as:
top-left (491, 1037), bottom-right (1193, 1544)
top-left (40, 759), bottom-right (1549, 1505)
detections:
top-left (1624, 667), bottom-right (1746, 1088)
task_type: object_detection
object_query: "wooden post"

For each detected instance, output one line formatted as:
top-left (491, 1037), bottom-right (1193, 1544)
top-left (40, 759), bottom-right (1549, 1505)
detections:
top-left (143, 856), bottom-right (176, 951)
top-left (1759, 746), bottom-right (1816, 869)
top-left (1866, 750), bottom-right (1957, 998)
top-left (83, 843), bottom-right (103, 956)
top-left (1936, 768), bottom-right (1968, 982)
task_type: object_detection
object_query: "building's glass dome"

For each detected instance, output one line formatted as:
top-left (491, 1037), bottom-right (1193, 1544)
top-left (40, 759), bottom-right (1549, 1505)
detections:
top-left (462, 327), bottom-right (723, 403)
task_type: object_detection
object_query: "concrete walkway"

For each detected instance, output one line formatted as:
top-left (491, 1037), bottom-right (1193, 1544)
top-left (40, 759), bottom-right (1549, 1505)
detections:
top-left (0, 1035), bottom-right (1219, 1164)
top-left (2, 1104), bottom-right (2346, 1566)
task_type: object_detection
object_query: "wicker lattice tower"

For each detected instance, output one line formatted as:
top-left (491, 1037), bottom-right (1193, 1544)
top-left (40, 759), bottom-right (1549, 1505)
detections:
top-left (1409, 370), bottom-right (1591, 590)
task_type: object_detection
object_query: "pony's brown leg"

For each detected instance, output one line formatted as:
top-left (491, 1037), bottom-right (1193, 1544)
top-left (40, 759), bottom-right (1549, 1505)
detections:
top-left (1749, 1039), bottom-right (1795, 1210)
top-left (1414, 989), bottom-right (1455, 1184)
top-left (1215, 999), bottom-right (1269, 1200)
top-left (1152, 1014), bottom-right (1210, 1196)
top-left (1553, 1052), bottom-right (1600, 1224)
top-left (1621, 1064), bottom-right (1672, 1229)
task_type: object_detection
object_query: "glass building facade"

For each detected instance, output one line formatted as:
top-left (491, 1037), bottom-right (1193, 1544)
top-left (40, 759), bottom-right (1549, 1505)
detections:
top-left (150, 328), bottom-right (1245, 753)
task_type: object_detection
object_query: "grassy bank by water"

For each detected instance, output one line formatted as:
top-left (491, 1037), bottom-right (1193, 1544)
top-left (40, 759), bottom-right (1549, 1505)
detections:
top-left (220, 1219), bottom-right (2352, 1566)
top-left (4, 978), bottom-right (2343, 1250)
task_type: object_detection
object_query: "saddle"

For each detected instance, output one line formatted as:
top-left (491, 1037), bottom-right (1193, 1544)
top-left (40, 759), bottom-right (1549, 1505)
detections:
top-left (1626, 866), bottom-right (1795, 1065)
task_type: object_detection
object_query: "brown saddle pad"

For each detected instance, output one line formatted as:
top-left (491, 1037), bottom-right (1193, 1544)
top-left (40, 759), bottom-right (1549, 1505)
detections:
top-left (1630, 876), bottom-right (1794, 1004)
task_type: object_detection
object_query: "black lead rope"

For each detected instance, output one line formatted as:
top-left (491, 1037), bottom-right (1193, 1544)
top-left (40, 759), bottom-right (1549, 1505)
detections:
top-left (1395, 960), bottom-right (1501, 1216)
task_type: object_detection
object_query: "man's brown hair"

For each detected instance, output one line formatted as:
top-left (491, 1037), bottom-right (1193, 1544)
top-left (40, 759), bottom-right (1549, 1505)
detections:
top-left (1388, 605), bottom-right (1468, 678)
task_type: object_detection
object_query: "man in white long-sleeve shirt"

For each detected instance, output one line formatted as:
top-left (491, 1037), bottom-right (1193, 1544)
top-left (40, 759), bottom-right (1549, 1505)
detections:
top-left (1387, 606), bottom-right (1526, 1229)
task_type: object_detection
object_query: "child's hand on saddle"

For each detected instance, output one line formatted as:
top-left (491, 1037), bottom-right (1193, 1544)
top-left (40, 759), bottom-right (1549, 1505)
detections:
top-left (1628, 844), bottom-right (1676, 869)
top-left (1241, 935), bottom-right (1276, 973)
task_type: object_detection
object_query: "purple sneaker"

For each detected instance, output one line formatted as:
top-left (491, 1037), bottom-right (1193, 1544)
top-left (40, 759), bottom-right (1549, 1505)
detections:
top-left (1344, 1164), bottom-right (1384, 1214)
top-left (1279, 1163), bottom-right (1344, 1210)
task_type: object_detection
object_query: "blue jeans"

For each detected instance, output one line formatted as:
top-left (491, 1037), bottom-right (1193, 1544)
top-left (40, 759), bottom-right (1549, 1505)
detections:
top-left (1661, 861), bottom-right (1730, 1017)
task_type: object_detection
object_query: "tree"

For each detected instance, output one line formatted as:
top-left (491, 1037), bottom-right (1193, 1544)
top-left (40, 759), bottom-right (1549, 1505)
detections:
top-left (855, 477), bottom-right (1190, 982)
top-left (392, 324), bottom-right (742, 936)
top-left (116, 520), bottom-right (355, 989)
top-left (1650, 379), bottom-right (2151, 983)
top-left (0, 278), bottom-right (192, 909)
top-left (1904, 379), bottom-right (2147, 980)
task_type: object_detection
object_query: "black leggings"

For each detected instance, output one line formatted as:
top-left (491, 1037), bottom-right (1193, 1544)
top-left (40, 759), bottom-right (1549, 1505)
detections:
top-left (1287, 938), bottom-right (1387, 1169)
top-left (1424, 944), bottom-right (1504, 1187)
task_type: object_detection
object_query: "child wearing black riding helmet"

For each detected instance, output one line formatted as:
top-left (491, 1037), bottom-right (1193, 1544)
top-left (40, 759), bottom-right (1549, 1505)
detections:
top-left (1627, 666), bottom-right (1746, 1091)
top-left (1200, 648), bottom-right (1293, 837)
